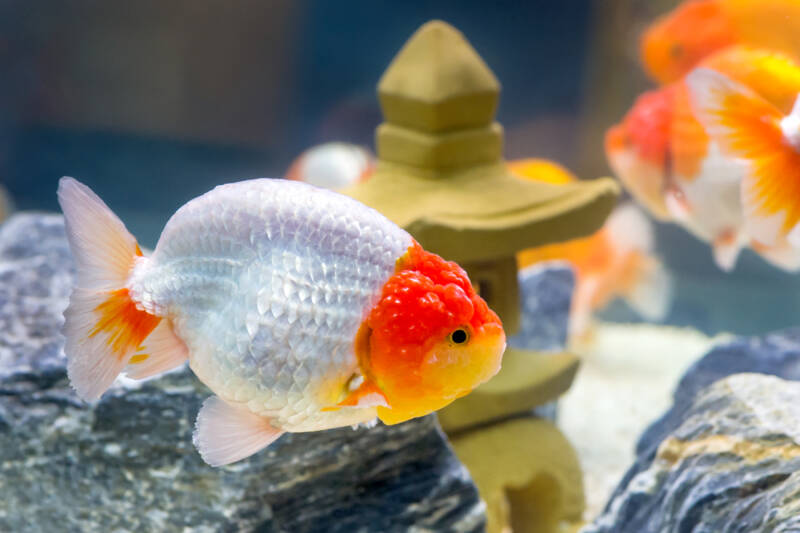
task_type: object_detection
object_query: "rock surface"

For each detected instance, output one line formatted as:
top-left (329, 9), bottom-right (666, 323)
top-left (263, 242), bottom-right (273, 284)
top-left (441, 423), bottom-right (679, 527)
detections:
top-left (584, 373), bottom-right (800, 532)
top-left (508, 262), bottom-right (574, 352)
top-left (0, 213), bottom-right (485, 532)
top-left (638, 328), bottom-right (800, 460)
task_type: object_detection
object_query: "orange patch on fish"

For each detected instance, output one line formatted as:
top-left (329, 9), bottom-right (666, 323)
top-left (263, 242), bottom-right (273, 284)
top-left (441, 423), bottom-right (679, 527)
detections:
top-left (89, 288), bottom-right (161, 358)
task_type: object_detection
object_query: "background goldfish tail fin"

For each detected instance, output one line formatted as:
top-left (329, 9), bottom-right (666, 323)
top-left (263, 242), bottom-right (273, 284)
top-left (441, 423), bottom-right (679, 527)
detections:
top-left (57, 177), bottom-right (159, 401)
top-left (605, 203), bottom-right (655, 252)
top-left (623, 257), bottom-right (673, 321)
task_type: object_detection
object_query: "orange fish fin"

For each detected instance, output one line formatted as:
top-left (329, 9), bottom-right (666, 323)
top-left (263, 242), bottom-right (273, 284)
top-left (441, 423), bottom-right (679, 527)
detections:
top-left (193, 396), bottom-right (284, 467)
top-left (57, 177), bottom-right (157, 401)
top-left (124, 319), bottom-right (189, 379)
top-left (687, 68), bottom-right (800, 245)
top-left (323, 379), bottom-right (389, 411)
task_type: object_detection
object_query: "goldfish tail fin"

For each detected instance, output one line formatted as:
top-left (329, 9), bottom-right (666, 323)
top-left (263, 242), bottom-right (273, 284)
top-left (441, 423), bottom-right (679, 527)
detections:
top-left (58, 177), bottom-right (161, 400)
top-left (623, 257), bottom-right (673, 321)
top-left (604, 204), bottom-right (672, 320)
top-left (193, 396), bottom-right (284, 466)
top-left (687, 69), bottom-right (800, 246)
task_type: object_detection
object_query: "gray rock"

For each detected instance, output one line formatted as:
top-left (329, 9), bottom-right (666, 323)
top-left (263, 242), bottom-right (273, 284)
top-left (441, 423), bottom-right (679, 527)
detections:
top-left (508, 262), bottom-right (574, 352)
top-left (584, 373), bottom-right (800, 533)
top-left (0, 213), bottom-right (485, 532)
top-left (637, 328), bottom-right (800, 459)
top-left (0, 213), bottom-right (75, 375)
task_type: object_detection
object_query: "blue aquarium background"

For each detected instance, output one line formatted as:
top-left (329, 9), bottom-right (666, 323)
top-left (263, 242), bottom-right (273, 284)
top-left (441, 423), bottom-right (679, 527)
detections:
top-left (2, 0), bottom-right (798, 336)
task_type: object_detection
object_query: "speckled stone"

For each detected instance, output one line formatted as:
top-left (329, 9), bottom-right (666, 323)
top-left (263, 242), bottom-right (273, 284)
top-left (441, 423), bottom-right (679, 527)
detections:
top-left (638, 328), bottom-right (800, 460)
top-left (0, 213), bottom-right (485, 532)
top-left (508, 262), bottom-right (574, 352)
top-left (583, 373), bottom-right (800, 533)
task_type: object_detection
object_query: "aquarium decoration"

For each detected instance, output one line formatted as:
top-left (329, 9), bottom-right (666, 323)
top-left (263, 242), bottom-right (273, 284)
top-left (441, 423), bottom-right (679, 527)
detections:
top-left (343, 20), bottom-right (619, 533)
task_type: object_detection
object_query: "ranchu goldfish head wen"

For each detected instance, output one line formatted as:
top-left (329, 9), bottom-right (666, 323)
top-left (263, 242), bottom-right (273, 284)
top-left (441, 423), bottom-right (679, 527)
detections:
top-left (605, 85), bottom-right (676, 220)
top-left (641, 0), bottom-right (736, 85)
top-left (360, 242), bottom-right (505, 425)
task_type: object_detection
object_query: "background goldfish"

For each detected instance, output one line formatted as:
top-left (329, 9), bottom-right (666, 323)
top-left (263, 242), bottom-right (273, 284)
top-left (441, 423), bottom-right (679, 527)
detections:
top-left (286, 142), bottom-right (374, 190)
top-left (509, 159), bottom-right (671, 336)
top-left (642, 0), bottom-right (800, 85)
top-left (58, 177), bottom-right (504, 466)
top-left (606, 46), bottom-right (800, 272)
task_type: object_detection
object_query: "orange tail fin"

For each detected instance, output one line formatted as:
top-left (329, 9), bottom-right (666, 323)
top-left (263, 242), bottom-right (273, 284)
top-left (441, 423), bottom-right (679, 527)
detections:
top-left (58, 177), bottom-right (172, 401)
top-left (687, 68), bottom-right (800, 246)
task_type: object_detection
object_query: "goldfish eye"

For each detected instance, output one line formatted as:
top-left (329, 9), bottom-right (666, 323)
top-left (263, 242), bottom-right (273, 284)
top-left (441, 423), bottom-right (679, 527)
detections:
top-left (670, 43), bottom-right (684, 59)
top-left (449, 328), bottom-right (469, 345)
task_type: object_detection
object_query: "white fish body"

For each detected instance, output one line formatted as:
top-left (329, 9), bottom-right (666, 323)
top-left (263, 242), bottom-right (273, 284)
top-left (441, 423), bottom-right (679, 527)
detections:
top-left (127, 179), bottom-right (413, 431)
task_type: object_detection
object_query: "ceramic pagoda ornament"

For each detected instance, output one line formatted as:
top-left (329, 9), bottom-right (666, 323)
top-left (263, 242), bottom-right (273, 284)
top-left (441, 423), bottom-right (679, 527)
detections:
top-left (343, 20), bottom-right (619, 533)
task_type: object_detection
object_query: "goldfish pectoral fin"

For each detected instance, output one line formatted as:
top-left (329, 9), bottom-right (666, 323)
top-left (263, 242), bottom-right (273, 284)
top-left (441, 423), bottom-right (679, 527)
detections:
top-left (327, 380), bottom-right (388, 411)
top-left (664, 187), bottom-right (692, 222)
top-left (712, 234), bottom-right (744, 272)
top-left (123, 320), bottom-right (189, 380)
top-left (193, 396), bottom-right (283, 467)
top-left (622, 258), bottom-right (673, 321)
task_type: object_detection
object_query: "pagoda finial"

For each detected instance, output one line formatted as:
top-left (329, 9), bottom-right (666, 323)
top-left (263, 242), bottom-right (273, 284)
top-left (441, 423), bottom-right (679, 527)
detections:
top-left (376, 20), bottom-right (503, 171)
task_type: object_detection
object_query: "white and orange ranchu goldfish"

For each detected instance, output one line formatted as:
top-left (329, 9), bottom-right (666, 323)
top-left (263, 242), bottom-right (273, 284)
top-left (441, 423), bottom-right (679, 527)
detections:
top-left (286, 142), bottom-right (374, 190)
top-left (509, 159), bottom-right (671, 336)
top-left (57, 177), bottom-right (505, 466)
top-left (606, 46), bottom-right (800, 271)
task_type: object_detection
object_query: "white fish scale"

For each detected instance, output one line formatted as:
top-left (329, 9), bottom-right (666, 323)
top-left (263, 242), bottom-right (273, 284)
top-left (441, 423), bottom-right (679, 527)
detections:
top-left (129, 179), bottom-right (412, 431)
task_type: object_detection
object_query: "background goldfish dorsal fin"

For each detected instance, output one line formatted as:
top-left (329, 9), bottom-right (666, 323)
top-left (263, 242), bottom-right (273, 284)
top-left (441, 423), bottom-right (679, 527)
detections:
top-left (124, 320), bottom-right (189, 380)
top-left (193, 396), bottom-right (284, 467)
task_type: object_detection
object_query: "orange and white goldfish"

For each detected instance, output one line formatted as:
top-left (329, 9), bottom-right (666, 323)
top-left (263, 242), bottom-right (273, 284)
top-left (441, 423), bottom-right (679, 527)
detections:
top-left (57, 177), bottom-right (504, 466)
top-left (687, 56), bottom-right (800, 249)
top-left (607, 46), bottom-right (800, 271)
top-left (509, 160), bottom-right (671, 335)
top-left (286, 142), bottom-right (374, 190)
top-left (641, 0), bottom-right (800, 85)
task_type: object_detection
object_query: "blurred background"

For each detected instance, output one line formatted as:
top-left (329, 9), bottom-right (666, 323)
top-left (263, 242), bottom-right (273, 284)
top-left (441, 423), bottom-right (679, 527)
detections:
top-left (1, 0), bottom-right (798, 335)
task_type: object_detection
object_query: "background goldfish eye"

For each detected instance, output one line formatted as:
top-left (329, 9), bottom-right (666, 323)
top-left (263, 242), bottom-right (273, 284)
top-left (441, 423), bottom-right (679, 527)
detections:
top-left (449, 328), bottom-right (469, 345)
top-left (670, 43), bottom-right (684, 59)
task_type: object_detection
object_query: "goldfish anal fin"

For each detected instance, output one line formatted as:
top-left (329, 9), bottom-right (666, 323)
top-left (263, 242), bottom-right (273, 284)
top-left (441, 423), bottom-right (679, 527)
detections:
top-left (124, 319), bottom-right (189, 379)
top-left (193, 396), bottom-right (283, 467)
top-left (688, 69), bottom-right (800, 245)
